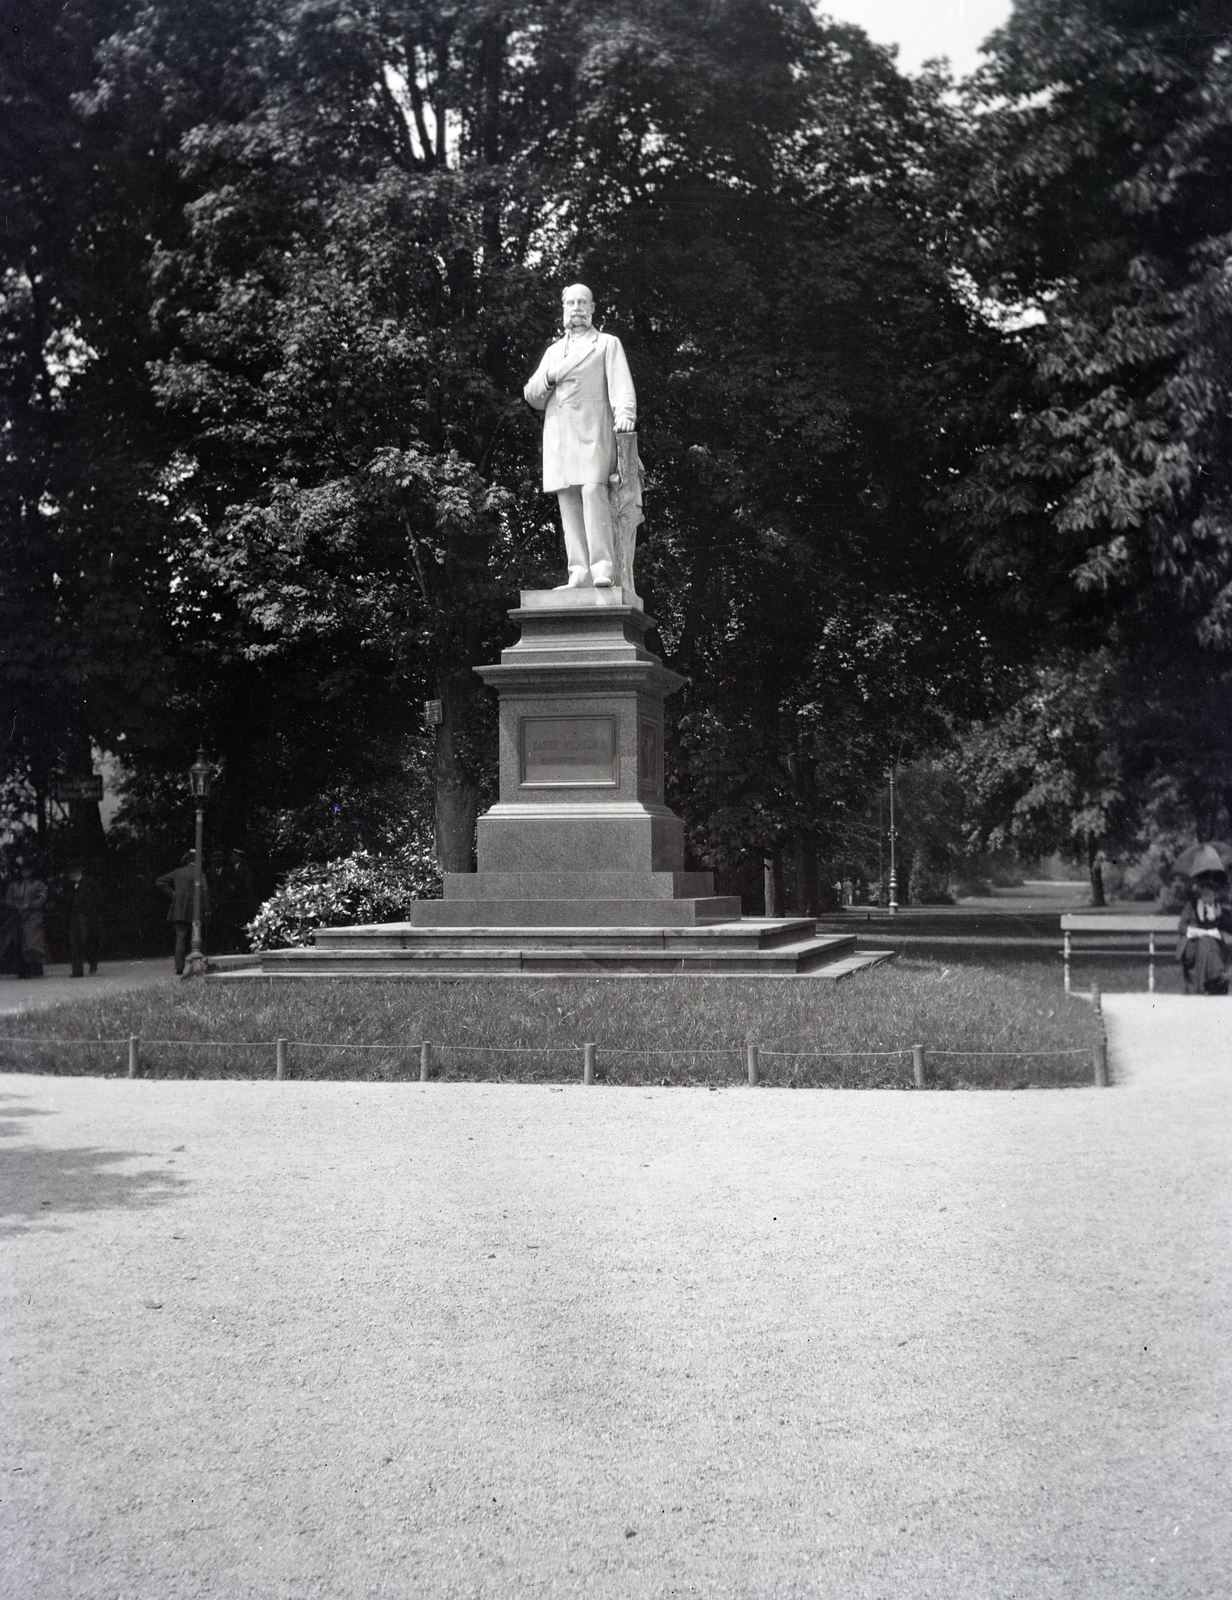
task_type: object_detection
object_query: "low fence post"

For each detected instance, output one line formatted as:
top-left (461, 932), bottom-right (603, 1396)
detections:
top-left (127, 1035), bottom-right (139, 1079)
top-left (912, 1045), bottom-right (926, 1089)
top-left (583, 1042), bottom-right (596, 1086)
top-left (420, 1041), bottom-right (432, 1082)
top-left (1093, 1034), bottom-right (1108, 1088)
top-left (275, 1037), bottom-right (288, 1080)
top-left (746, 1043), bottom-right (759, 1086)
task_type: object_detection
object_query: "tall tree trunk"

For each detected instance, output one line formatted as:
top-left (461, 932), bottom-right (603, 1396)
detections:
top-left (763, 848), bottom-right (783, 917)
top-left (66, 735), bottom-right (105, 861)
top-left (34, 778), bottom-right (47, 855)
top-left (792, 831), bottom-right (818, 915)
top-left (433, 680), bottom-right (478, 874)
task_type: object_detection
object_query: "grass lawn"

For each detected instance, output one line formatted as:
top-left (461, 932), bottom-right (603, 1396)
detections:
top-left (0, 958), bottom-right (1101, 1088)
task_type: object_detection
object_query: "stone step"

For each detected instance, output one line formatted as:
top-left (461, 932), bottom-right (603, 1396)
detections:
top-left (308, 918), bottom-right (820, 953)
top-left (213, 940), bottom-right (892, 981)
top-left (442, 870), bottom-right (717, 901)
top-left (811, 950), bottom-right (896, 979)
top-left (406, 897), bottom-right (743, 928)
top-left (241, 928), bottom-right (866, 978)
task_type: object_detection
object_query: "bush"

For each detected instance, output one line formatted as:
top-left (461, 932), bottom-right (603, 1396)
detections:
top-left (908, 848), bottom-right (954, 906)
top-left (246, 846), bottom-right (442, 950)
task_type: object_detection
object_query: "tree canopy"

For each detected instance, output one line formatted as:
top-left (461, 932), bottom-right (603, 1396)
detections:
top-left (951, 0), bottom-right (1232, 650)
top-left (2, 0), bottom-right (1228, 909)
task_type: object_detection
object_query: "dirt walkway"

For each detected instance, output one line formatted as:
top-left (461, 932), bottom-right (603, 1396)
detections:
top-left (0, 958), bottom-right (177, 1016)
top-left (1102, 992), bottom-right (1231, 1082)
top-left (2, 1018), bottom-right (1229, 1598)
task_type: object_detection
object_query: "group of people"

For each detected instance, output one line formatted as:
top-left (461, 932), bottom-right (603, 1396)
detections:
top-left (0, 845), bottom-right (257, 981)
top-left (156, 847), bottom-right (254, 974)
top-left (0, 860), bottom-right (103, 979)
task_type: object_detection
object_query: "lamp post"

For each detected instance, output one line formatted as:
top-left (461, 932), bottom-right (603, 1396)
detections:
top-left (186, 749), bottom-right (212, 977)
top-left (887, 763), bottom-right (899, 915)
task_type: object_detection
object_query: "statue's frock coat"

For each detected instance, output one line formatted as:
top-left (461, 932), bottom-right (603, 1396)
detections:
top-left (524, 331), bottom-right (636, 491)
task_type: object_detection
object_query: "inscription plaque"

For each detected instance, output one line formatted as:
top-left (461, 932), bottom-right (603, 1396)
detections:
top-left (521, 716), bottom-right (617, 786)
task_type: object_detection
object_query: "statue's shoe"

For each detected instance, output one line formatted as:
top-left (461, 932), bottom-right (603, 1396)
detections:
top-left (593, 578), bottom-right (612, 587)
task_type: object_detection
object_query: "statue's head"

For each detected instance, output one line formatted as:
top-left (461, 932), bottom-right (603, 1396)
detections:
top-left (562, 283), bottom-right (594, 330)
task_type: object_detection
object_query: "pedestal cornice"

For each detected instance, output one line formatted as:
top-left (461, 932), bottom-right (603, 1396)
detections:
top-left (477, 660), bottom-right (685, 695)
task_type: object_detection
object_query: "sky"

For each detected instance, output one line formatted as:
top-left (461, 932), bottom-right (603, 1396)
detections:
top-left (818, 1), bottom-right (1015, 78)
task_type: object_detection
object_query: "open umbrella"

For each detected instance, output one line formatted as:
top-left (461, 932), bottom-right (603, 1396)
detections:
top-left (1172, 842), bottom-right (1232, 878)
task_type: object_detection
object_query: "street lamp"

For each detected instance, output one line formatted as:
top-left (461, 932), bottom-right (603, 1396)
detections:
top-left (887, 763), bottom-right (899, 915)
top-left (186, 749), bottom-right (212, 976)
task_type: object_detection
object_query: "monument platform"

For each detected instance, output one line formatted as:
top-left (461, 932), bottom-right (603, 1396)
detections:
top-left (241, 920), bottom-right (885, 978)
top-left (246, 586), bottom-right (890, 981)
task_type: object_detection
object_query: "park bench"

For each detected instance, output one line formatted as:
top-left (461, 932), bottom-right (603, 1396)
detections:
top-left (1060, 912), bottom-right (1178, 993)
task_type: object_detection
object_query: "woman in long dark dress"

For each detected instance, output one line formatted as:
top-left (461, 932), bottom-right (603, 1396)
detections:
top-left (4, 860), bottom-right (50, 978)
top-left (1177, 868), bottom-right (1231, 995)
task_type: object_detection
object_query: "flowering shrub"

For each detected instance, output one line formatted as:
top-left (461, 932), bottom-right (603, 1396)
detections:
top-left (246, 845), bottom-right (442, 950)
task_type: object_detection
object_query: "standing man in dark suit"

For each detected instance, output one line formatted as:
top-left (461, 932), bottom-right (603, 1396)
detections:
top-left (67, 862), bottom-right (103, 977)
top-left (157, 852), bottom-right (210, 975)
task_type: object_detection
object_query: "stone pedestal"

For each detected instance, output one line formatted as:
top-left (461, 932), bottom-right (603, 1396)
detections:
top-left (408, 588), bottom-right (742, 926)
top-left (237, 588), bottom-right (892, 979)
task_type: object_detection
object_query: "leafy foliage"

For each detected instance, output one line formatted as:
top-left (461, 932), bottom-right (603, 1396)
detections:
top-left (956, 642), bottom-right (1232, 899)
top-left (957, 651), bottom-right (1129, 867)
top-left (246, 843), bottom-right (441, 950)
top-left (5, 0), bottom-right (1228, 909)
top-left (951, 0), bottom-right (1232, 647)
top-left (0, 0), bottom-right (175, 851)
top-left (72, 0), bottom-right (1013, 890)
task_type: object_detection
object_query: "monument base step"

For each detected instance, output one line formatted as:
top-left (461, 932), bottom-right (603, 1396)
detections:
top-left (442, 870), bottom-right (719, 900)
top-left (406, 897), bottom-right (742, 927)
top-left (213, 921), bottom-right (895, 979)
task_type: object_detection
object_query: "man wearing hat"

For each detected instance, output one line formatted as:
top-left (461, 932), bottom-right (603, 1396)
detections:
top-left (157, 851), bottom-right (211, 975)
top-left (67, 861), bottom-right (103, 977)
top-left (1176, 845), bottom-right (1231, 995)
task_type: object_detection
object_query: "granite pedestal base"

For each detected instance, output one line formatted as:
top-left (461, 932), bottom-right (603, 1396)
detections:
top-left (244, 589), bottom-right (891, 978)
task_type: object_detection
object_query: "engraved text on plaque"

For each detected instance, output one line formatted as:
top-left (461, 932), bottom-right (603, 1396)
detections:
top-left (521, 716), bottom-right (618, 787)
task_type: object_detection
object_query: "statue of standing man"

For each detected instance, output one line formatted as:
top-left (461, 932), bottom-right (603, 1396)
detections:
top-left (524, 284), bottom-right (636, 589)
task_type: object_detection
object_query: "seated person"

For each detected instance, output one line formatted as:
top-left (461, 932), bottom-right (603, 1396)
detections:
top-left (1177, 865), bottom-right (1231, 995)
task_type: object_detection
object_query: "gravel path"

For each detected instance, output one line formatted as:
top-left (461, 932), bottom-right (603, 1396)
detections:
top-left (0, 960), bottom-right (177, 1016)
top-left (2, 1007), bottom-right (1229, 1598)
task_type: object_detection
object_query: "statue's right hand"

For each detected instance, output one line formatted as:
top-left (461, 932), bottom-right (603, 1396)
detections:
top-left (544, 366), bottom-right (558, 386)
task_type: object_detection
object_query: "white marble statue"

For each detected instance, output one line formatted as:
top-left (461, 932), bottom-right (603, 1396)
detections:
top-left (524, 284), bottom-right (637, 589)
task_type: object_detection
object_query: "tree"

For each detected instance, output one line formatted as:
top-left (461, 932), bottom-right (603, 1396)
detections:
top-left (602, 53), bottom-right (1016, 902)
top-left (933, 3), bottom-right (1232, 901)
top-left (3, 0), bottom-right (1064, 903)
top-left (83, 0), bottom-right (1011, 889)
top-left (954, 636), bottom-right (1232, 901)
top-left (956, 651), bottom-right (1131, 902)
top-left (950, 0), bottom-right (1232, 651)
top-left (94, 0), bottom-right (894, 869)
top-left (0, 0), bottom-right (184, 859)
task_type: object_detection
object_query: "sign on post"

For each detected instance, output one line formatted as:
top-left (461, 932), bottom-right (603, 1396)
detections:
top-left (53, 774), bottom-right (104, 803)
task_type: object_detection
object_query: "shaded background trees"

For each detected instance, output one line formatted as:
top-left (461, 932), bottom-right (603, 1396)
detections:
top-left (943, 0), bottom-right (1232, 897)
top-left (2, 0), bottom-right (1228, 935)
